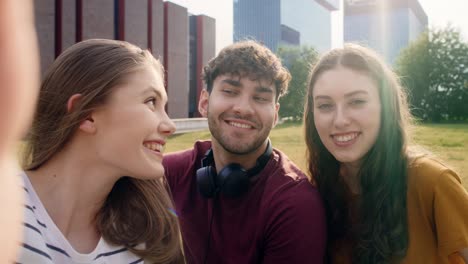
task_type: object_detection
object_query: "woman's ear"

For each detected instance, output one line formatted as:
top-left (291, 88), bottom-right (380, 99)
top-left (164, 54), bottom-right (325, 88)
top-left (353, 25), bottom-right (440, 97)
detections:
top-left (79, 116), bottom-right (96, 134)
top-left (67, 94), bottom-right (82, 113)
top-left (67, 94), bottom-right (96, 134)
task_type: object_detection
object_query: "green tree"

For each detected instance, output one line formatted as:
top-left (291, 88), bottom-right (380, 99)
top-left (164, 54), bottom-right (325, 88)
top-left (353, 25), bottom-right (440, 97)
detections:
top-left (428, 26), bottom-right (468, 121)
top-left (395, 31), bottom-right (431, 120)
top-left (396, 25), bottom-right (468, 122)
top-left (277, 45), bottom-right (319, 121)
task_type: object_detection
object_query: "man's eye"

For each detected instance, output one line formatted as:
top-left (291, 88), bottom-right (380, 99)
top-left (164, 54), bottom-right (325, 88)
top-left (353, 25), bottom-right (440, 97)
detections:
top-left (222, 89), bottom-right (236, 95)
top-left (254, 96), bottom-right (269, 102)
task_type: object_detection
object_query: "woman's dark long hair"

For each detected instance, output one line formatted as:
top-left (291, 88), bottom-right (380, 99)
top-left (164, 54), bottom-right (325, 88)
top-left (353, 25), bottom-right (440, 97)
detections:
top-left (23, 39), bottom-right (185, 263)
top-left (304, 44), bottom-right (412, 263)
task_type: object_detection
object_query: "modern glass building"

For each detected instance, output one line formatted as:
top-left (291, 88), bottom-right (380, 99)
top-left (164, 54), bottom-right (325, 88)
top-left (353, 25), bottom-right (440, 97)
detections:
top-left (344, 0), bottom-right (428, 64)
top-left (234, 0), bottom-right (340, 52)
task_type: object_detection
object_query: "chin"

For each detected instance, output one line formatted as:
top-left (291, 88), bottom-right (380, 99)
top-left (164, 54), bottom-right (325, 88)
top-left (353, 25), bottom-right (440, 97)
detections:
top-left (132, 165), bottom-right (165, 180)
top-left (332, 154), bottom-right (360, 164)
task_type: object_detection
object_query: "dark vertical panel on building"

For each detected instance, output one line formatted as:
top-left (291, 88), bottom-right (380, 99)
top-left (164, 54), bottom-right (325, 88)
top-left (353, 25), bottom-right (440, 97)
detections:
top-left (148, 0), bottom-right (152, 51)
top-left (55, 0), bottom-right (62, 57)
top-left (76, 0), bottom-right (82, 42)
top-left (118, 0), bottom-right (125, 40)
top-left (188, 16), bottom-right (197, 117)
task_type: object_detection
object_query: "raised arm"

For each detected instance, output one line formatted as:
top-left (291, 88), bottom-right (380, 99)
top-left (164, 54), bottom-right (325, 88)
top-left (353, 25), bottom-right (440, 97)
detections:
top-left (0, 0), bottom-right (39, 152)
top-left (0, 1), bottom-right (39, 263)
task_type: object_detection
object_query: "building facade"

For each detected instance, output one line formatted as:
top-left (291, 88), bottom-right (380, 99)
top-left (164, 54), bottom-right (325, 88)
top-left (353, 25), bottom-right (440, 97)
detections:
top-left (344, 0), bottom-right (428, 64)
top-left (234, 0), bottom-right (340, 52)
top-left (34, 0), bottom-right (215, 118)
top-left (189, 15), bottom-right (216, 117)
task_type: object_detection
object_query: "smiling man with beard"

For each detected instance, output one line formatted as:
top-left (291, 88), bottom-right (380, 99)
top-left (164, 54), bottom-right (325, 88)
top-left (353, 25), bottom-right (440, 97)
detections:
top-left (163, 41), bottom-right (326, 264)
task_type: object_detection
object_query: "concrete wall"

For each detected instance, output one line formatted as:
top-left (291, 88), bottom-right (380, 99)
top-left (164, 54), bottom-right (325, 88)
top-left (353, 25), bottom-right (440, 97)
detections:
top-left (173, 118), bottom-right (208, 134)
top-left (61, 0), bottom-right (76, 51)
top-left (124, 0), bottom-right (147, 48)
top-left (164, 2), bottom-right (189, 118)
top-left (34, 0), bottom-right (55, 77)
top-left (151, 0), bottom-right (164, 60)
top-left (82, 0), bottom-right (114, 40)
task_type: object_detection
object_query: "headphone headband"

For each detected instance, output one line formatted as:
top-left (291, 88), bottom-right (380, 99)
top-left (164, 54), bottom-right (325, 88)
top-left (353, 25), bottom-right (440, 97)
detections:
top-left (200, 139), bottom-right (272, 177)
top-left (196, 139), bottom-right (273, 199)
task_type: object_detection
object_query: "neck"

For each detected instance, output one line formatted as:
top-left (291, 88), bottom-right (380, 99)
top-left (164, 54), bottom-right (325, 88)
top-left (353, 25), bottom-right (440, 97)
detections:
top-left (340, 162), bottom-right (361, 194)
top-left (26, 144), bottom-right (120, 252)
top-left (211, 138), bottom-right (269, 173)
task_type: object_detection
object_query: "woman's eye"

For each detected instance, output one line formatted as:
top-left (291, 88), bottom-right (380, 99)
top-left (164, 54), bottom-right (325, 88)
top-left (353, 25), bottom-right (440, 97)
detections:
top-left (350, 99), bottom-right (366, 105)
top-left (145, 97), bottom-right (157, 108)
top-left (317, 103), bottom-right (333, 110)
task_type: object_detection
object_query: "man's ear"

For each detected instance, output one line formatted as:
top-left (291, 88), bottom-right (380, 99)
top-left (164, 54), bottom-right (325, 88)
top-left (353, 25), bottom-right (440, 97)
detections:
top-left (273, 103), bottom-right (280, 127)
top-left (198, 89), bottom-right (209, 117)
top-left (67, 94), bottom-right (96, 134)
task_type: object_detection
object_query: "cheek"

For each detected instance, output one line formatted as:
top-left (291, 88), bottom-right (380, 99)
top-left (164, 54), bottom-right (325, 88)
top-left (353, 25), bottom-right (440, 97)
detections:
top-left (313, 114), bottom-right (330, 142)
top-left (313, 112), bottom-right (328, 131)
top-left (367, 104), bottom-right (381, 130)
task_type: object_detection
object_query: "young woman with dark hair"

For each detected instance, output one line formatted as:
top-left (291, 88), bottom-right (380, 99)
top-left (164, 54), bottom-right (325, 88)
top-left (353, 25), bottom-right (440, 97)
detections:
top-left (304, 44), bottom-right (468, 264)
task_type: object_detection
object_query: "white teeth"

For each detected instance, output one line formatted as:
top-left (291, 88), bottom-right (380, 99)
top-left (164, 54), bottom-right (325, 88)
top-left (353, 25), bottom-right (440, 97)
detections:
top-left (144, 142), bottom-right (164, 152)
top-left (229, 121), bottom-right (252, 129)
top-left (334, 133), bottom-right (357, 142)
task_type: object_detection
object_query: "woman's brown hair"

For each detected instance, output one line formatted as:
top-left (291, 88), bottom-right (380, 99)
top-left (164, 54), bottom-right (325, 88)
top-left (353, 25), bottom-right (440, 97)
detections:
top-left (23, 39), bottom-right (184, 263)
top-left (304, 44), bottom-right (412, 263)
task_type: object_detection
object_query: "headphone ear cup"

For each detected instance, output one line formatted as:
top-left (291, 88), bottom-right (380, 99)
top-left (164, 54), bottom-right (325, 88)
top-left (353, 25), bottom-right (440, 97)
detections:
top-left (217, 164), bottom-right (249, 198)
top-left (196, 166), bottom-right (217, 198)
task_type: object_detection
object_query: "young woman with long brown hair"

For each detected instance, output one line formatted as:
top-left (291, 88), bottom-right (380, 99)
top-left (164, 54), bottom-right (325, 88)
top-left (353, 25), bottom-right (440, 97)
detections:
top-left (304, 44), bottom-right (468, 263)
top-left (17, 39), bottom-right (185, 264)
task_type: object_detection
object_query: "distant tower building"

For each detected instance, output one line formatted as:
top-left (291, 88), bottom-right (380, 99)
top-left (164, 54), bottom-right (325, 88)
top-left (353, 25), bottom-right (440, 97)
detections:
top-left (234, 0), bottom-right (281, 51)
top-left (280, 24), bottom-right (300, 46)
top-left (344, 0), bottom-right (428, 64)
top-left (234, 0), bottom-right (340, 52)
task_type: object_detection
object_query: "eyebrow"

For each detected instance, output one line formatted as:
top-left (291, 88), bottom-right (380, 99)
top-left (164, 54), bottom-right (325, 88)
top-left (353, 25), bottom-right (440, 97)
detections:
top-left (222, 79), bottom-right (274, 94)
top-left (222, 79), bottom-right (241, 87)
top-left (314, 90), bottom-right (369, 100)
top-left (255, 86), bottom-right (274, 94)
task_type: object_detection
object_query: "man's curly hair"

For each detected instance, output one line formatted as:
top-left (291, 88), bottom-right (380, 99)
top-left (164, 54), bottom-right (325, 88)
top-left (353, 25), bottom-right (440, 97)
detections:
top-left (202, 40), bottom-right (291, 101)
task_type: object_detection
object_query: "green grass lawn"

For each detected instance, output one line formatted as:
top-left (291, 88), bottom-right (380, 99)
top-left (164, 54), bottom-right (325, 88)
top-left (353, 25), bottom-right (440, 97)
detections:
top-left (166, 123), bottom-right (468, 190)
